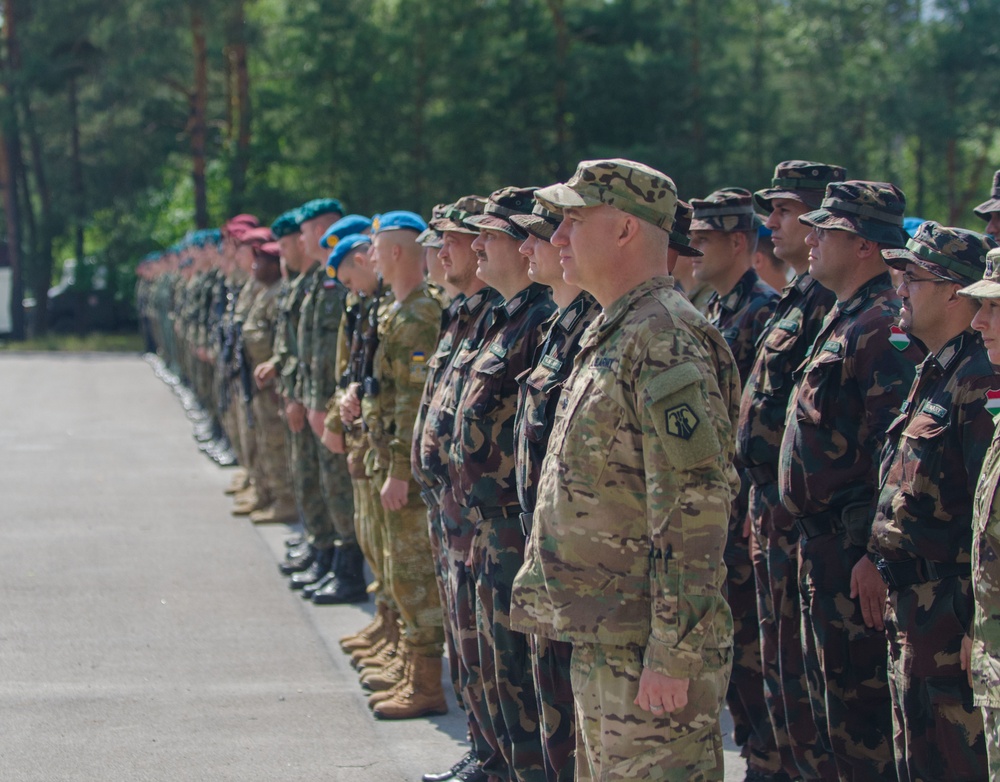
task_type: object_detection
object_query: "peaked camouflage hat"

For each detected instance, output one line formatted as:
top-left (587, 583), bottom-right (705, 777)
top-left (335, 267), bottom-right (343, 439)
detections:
top-left (883, 221), bottom-right (997, 284)
top-left (799, 180), bottom-right (909, 248)
top-left (416, 204), bottom-right (448, 248)
top-left (754, 160), bottom-right (848, 212)
top-left (534, 158), bottom-right (678, 231)
top-left (430, 195), bottom-right (487, 235)
top-left (690, 188), bottom-right (763, 233)
top-left (959, 247), bottom-right (1000, 300)
top-left (465, 186), bottom-right (538, 240)
top-left (509, 201), bottom-right (563, 242)
top-left (974, 170), bottom-right (1000, 220)
top-left (668, 200), bottom-right (703, 257)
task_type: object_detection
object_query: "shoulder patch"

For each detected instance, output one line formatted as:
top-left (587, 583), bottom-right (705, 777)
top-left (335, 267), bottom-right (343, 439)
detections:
top-left (665, 404), bottom-right (699, 440)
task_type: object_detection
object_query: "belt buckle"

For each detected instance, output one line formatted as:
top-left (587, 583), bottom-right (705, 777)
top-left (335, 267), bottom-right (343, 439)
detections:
top-left (875, 558), bottom-right (896, 588)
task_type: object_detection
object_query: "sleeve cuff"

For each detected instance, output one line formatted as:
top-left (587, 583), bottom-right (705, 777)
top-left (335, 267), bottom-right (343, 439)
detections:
top-left (642, 634), bottom-right (704, 679)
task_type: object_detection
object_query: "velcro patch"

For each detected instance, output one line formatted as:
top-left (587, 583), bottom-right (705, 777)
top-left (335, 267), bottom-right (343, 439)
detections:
top-left (665, 404), bottom-right (699, 440)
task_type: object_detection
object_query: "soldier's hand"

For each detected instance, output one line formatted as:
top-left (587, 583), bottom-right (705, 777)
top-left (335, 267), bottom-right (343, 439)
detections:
top-left (321, 430), bottom-right (345, 454)
top-left (380, 476), bottom-right (409, 512)
top-left (340, 384), bottom-right (362, 423)
top-left (255, 362), bottom-right (276, 388)
top-left (285, 401), bottom-right (306, 433)
top-left (960, 633), bottom-right (973, 688)
top-left (635, 668), bottom-right (689, 715)
top-left (307, 408), bottom-right (326, 438)
top-left (850, 556), bottom-right (887, 631)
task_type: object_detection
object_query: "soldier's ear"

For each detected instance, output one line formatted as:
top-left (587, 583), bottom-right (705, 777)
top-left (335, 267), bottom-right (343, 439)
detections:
top-left (617, 214), bottom-right (641, 247)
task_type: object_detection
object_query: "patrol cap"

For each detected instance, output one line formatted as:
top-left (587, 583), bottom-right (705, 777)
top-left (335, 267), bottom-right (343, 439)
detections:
top-left (509, 201), bottom-right (563, 242)
top-left (326, 233), bottom-right (371, 278)
top-left (372, 211), bottom-right (428, 235)
top-left (297, 198), bottom-right (344, 223)
top-left (798, 181), bottom-right (909, 248)
top-left (753, 160), bottom-right (847, 212)
top-left (668, 200), bottom-right (702, 257)
top-left (271, 210), bottom-right (302, 239)
top-left (690, 188), bottom-right (763, 233)
top-left (974, 170), bottom-right (1000, 220)
top-left (959, 247), bottom-right (1000, 300)
top-left (464, 186), bottom-right (538, 240)
top-left (535, 158), bottom-right (678, 231)
top-left (430, 196), bottom-right (487, 235)
top-left (416, 204), bottom-right (447, 248)
top-left (320, 214), bottom-right (371, 249)
top-left (883, 221), bottom-right (997, 284)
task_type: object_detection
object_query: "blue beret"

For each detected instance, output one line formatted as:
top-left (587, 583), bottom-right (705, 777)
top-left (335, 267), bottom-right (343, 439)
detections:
top-left (326, 234), bottom-right (372, 278)
top-left (271, 210), bottom-right (302, 238)
top-left (904, 216), bottom-right (926, 238)
top-left (757, 225), bottom-right (773, 239)
top-left (298, 198), bottom-right (345, 223)
top-left (321, 214), bottom-right (372, 249)
top-left (371, 211), bottom-right (428, 235)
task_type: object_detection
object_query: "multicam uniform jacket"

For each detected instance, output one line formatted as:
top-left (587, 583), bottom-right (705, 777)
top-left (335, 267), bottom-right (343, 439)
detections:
top-left (778, 272), bottom-right (922, 538)
top-left (448, 282), bottom-right (556, 513)
top-left (871, 330), bottom-right (994, 570)
top-left (510, 276), bottom-right (739, 679)
top-left (972, 419), bottom-right (1000, 708)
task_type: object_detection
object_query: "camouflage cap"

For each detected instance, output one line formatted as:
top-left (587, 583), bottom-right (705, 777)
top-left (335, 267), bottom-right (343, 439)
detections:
top-left (416, 204), bottom-right (448, 248)
top-left (959, 247), bottom-right (1000, 300)
top-left (430, 195), bottom-right (487, 235)
top-left (690, 188), bottom-right (763, 233)
top-left (799, 180), bottom-right (909, 248)
top-left (883, 221), bottom-right (997, 284)
top-left (754, 160), bottom-right (848, 212)
top-left (668, 200), bottom-right (703, 257)
top-left (534, 158), bottom-right (678, 231)
top-left (270, 210), bottom-right (302, 239)
top-left (509, 201), bottom-right (563, 242)
top-left (464, 186), bottom-right (538, 239)
top-left (974, 170), bottom-right (1000, 220)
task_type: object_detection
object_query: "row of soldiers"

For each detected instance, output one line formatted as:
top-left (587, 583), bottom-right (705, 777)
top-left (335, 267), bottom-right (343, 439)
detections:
top-left (137, 160), bottom-right (1000, 782)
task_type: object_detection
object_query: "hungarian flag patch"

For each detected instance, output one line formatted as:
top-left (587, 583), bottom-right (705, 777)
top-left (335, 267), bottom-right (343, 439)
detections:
top-left (888, 325), bottom-right (910, 352)
top-left (987, 389), bottom-right (1000, 418)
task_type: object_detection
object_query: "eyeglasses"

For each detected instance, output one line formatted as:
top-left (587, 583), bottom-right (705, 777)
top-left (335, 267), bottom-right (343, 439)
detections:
top-left (901, 271), bottom-right (955, 286)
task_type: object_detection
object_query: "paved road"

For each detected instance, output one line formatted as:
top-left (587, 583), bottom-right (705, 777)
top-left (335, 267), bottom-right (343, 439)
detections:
top-left (0, 354), bottom-right (743, 781)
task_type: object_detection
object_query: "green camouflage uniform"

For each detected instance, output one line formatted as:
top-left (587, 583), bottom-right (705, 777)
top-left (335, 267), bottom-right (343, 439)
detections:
top-left (450, 280), bottom-right (555, 782)
top-left (362, 282), bottom-right (444, 655)
top-left (511, 276), bottom-right (739, 782)
top-left (512, 291), bottom-right (599, 782)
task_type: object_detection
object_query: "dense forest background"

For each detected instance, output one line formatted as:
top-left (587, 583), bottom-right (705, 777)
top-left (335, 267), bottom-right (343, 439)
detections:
top-left (2, 0), bottom-right (1000, 333)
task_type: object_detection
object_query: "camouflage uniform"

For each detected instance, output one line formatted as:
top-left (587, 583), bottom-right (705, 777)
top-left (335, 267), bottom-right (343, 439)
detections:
top-left (362, 283), bottom-right (444, 656)
top-left (449, 244), bottom-right (555, 782)
top-left (511, 288), bottom-right (599, 782)
top-left (693, 190), bottom-right (782, 777)
top-left (779, 181), bottom-right (922, 782)
top-left (232, 276), bottom-right (263, 486)
top-left (414, 282), bottom-right (502, 765)
top-left (511, 276), bottom-right (739, 782)
top-left (740, 161), bottom-right (845, 781)
top-left (869, 224), bottom-right (997, 781)
top-left (974, 170), bottom-right (1000, 242)
top-left (242, 277), bottom-right (295, 513)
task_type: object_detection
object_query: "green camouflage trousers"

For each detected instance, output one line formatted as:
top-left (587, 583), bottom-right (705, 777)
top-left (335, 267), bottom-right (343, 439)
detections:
top-left (369, 464), bottom-right (443, 656)
top-left (529, 634), bottom-right (576, 782)
top-left (885, 577), bottom-right (987, 781)
top-left (984, 707), bottom-right (1000, 780)
top-left (312, 427), bottom-right (354, 543)
top-left (289, 425), bottom-right (336, 549)
top-left (570, 642), bottom-right (729, 782)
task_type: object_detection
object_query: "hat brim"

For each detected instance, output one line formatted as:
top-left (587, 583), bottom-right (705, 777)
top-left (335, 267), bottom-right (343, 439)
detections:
top-left (974, 198), bottom-right (1000, 220)
top-left (534, 182), bottom-right (602, 212)
top-left (799, 209), bottom-right (909, 249)
top-left (416, 228), bottom-right (442, 247)
top-left (509, 213), bottom-right (557, 242)
top-left (429, 217), bottom-right (478, 235)
top-left (464, 214), bottom-right (526, 239)
top-left (958, 279), bottom-right (1000, 299)
top-left (881, 250), bottom-right (965, 283)
top-left (753, 188), bottom-right (824, 214)
top-left (670, 240), bottom-right (703, 257)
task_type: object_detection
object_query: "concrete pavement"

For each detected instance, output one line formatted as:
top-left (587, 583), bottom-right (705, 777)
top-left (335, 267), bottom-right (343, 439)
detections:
top-left (0, 354), bottom-right (743, 781)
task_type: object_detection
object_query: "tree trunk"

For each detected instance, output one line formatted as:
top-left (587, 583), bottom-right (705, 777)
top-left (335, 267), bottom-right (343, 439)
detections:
top-left (190, 4), bottom-right (209, 229)
top-left (546, 0), bottom-right (570, 179)
top-left (689, 0), bottom-right (704, 191)
top-left (1, 0), bottom-right (24, 339)
top-left (227, 0), bottom-right (251, 215)
top-left (69, 75), bottom-right (85, 269)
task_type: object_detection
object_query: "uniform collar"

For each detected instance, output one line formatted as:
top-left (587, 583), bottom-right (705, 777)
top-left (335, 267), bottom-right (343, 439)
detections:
top-left (927, 329), bottom-right (978, 374)
top-left (462, 286), bottom-right (498, 316)
top-left (599, 276), bottom-right (676, 334)
top-left (839, 271), bottom-right (892, 315)
top-left (556, 291), bottom-right (598, 334)
top-left (501, 282), bottom-right (550, 318)
top-left (714, 268), bottom-right (760, 313)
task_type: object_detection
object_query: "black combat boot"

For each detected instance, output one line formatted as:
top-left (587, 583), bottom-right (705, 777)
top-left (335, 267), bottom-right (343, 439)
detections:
top-left (311, 542), bottom-right (369, 604)
top-left (288, 546), bottom-right (335, 590)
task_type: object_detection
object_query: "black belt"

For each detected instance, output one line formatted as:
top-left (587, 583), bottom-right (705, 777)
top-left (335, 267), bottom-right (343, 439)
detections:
top-left (463, 504), bottom-right (522, 523)
top-left (745, 462), bottom-right (777, 487)
top-left (794, 509), bottom-right (844, 540)
top-left (876, 557), bottom-right (971, 590)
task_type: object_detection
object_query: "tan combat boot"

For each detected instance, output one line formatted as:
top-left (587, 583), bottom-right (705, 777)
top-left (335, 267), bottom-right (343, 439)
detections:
top-left (249, 499), bottom-right (298, 525)
top-left (372, 654), bottom-right (448, 720)
top-left (354, 618), bottom-right (400, 671)
top-left (367, 652), bottom-right (413, 709)
top-left (224, 468), bottom-right (249, 495)
top-left (361, 640), bottom-right (409, 692)
top-left (231, 487), bottom-right (264, 516)
top-left (340, 603), bottom-right (388, 653)
top-left (350, 610), bottom-right (399, 668)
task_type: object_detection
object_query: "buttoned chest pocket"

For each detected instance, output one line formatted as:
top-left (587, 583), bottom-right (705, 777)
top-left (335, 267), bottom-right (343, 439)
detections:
top-left (898, 412), bottom-right (948, 500)
top-left (462, 352), bottom-right (508, 422)
top-left (556, 371), bottom-right (623, 488)
top-left (522, 363), bottom-right (561, 446)
top-left (794, 346), bottom-right (843, 426)
top-left (758, 320), bottom-right (801, 397)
